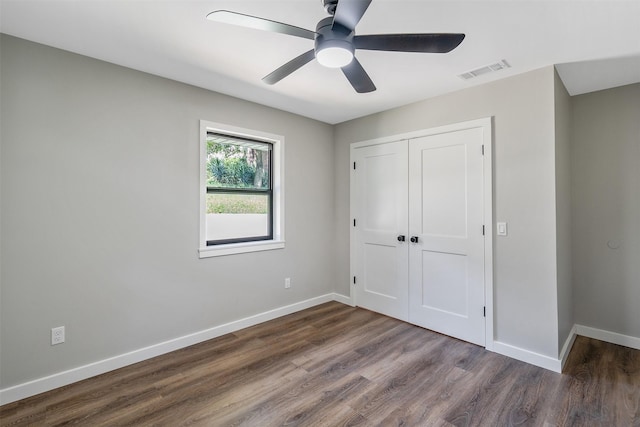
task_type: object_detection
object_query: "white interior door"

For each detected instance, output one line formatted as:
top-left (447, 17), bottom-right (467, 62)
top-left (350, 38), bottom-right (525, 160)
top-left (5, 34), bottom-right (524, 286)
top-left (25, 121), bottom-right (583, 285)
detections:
top-left (352, 141), bottom-right (409, 321)
top-left (408, 128), bottom-right (486, 346)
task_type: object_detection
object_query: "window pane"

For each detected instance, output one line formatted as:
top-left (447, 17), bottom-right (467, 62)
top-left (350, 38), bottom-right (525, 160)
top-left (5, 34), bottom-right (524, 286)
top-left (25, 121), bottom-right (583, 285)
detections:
top-left (206, 193), bottom-right (270, 241)
top-left (206, 135), bottom-right (271, 190)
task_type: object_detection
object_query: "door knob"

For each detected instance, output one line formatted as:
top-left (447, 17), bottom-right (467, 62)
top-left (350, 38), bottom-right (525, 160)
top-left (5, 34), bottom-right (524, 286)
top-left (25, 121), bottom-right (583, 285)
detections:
top-left (397, 235), bottom-right (406, 242)
top-left (410, 236), bottom-right (419, 243)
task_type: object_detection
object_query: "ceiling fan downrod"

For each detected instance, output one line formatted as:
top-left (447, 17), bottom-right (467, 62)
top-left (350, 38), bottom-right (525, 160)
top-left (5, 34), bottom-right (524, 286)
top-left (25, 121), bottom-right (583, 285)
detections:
top-left (323, 0), bottom-right (339, 16)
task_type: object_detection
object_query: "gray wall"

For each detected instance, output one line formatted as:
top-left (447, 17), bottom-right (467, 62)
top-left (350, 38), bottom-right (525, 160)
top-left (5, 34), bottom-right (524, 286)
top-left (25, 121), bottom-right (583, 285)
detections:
top-left (334, 67), bottom-right (561, 358)
top-left (554, 70), bottom-right (574, 352)
top-left (6, 30), bottom-right (637, 393)
top-left (572, 83), bottom-right (640, 338)
top-left (0, 35), bottom-right (335, 388)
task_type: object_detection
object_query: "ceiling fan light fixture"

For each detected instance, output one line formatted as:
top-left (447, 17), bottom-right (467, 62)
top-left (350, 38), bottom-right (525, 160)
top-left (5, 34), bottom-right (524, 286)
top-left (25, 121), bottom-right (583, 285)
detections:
top-left (316, 46), bottom-right (354, 68)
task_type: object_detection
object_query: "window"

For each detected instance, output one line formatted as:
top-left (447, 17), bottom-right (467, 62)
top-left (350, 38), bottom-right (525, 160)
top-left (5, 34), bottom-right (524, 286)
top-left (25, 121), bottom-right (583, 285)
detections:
top-left (199, 121), bottom-right (284, 257)
top-left (206, 134), bottom-right (272, 244)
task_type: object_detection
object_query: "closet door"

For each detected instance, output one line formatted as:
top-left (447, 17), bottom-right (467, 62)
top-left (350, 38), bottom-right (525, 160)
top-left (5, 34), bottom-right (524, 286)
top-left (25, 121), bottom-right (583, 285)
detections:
top-left (408, 128), bottom-right (486, 346)
top-left (352, 141), bottom-right (409, 321)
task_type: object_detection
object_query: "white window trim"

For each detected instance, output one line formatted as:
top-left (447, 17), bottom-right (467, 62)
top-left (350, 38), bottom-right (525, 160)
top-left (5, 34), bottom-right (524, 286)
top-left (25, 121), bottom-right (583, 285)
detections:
top-left (199, 120), bottom-right (285, 258)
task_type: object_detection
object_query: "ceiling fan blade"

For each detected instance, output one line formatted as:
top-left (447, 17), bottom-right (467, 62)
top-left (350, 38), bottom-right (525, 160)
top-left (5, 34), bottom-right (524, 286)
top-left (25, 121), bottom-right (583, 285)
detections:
top-left (263, 50), bottom-right (316, 85)
top-left (354, 33), bottom-right (465, 53)
top-left (341, 58), bottom-right (376, 93)
top-left (332, 0), bottom-right (372, 32)
top-left (207, 10), bottom-right (316, 40)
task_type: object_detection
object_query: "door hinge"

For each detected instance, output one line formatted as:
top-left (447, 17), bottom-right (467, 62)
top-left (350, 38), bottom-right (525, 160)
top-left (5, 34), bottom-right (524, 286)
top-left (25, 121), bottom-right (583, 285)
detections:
top-left (481, 145), bottom-right (485, 155)
top-left (353, 219), bottom-right (356, 227)
top-left (482, 225), bottom-right (485, 235)
top-left (353, 276), bottom-right (357, 285)
top-left (483, 306), bottom-right (486, 317)
top-left (353, 161), bottom-right (356, 170)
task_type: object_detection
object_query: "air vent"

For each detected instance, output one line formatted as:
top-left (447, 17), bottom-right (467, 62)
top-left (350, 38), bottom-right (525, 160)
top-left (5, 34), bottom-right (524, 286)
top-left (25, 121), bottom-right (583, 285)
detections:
top-left (458, 60), bottom-right (511, 80)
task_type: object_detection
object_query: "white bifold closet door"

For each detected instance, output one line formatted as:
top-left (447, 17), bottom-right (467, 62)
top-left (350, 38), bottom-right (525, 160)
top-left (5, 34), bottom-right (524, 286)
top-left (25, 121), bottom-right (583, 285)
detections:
top-left (352, 140), bottom-right (409, 321)
top-left (352, 124), bottom-right (487, 346)
top-left (408, 128), bottom-right (485, 346)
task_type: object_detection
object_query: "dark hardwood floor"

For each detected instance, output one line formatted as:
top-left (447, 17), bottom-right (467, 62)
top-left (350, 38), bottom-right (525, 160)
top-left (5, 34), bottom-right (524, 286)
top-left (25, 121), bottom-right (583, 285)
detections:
top-left (2, 302), bottom-right (639, 426)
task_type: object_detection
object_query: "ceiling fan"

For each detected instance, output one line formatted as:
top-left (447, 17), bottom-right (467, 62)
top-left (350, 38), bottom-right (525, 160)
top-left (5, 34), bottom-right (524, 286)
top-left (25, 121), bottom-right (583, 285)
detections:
top-left (207, 0), bottom-right (465, 93)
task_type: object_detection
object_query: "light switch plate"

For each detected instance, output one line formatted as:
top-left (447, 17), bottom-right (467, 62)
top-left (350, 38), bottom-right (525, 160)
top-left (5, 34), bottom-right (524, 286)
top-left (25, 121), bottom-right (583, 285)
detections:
top-left (497, 222), bottom-right (508, 236)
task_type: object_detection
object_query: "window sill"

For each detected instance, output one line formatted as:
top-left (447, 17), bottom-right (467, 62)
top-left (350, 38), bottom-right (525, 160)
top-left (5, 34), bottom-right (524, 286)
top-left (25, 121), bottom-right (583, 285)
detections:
top-left (198, 240), bottom-right (285, 258)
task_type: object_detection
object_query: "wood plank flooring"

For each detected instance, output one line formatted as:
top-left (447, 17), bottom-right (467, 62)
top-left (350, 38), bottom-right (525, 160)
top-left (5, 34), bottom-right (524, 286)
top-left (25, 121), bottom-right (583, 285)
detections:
top-left (2, 302), bottom-right (639, 426)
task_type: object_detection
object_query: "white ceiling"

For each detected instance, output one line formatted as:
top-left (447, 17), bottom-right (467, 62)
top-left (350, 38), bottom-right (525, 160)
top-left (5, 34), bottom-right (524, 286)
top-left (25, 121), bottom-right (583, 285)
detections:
top-left (1, 0), bottom-right (639, 124)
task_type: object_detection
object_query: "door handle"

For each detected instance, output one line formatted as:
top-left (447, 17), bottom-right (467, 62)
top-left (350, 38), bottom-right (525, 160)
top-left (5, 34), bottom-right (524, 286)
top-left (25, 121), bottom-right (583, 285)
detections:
top-left (410, 236), bottom-right (419, 243)
top-left (397, 235), bottom-right (406, 242)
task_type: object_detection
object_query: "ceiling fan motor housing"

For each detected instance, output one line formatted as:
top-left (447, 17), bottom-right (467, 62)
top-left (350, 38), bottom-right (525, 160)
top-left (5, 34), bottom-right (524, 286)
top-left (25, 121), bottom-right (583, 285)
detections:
top-left (314, 16), bottom-right (355, 61)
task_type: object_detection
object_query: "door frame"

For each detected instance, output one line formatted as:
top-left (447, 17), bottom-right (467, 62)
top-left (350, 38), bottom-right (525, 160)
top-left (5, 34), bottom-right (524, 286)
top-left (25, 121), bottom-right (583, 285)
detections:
top-left (350, 117), bottom-right (494, 350)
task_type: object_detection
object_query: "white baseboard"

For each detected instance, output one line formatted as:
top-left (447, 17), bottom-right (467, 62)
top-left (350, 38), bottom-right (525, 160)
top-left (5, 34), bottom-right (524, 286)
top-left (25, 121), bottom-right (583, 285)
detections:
top-left (14, 299), bottom-right (636, 406)
top-left (576, 324), bottom-right (640, 350)
top-left (559, 325), bottom-right (578, 371)
top-left (1, 293), bottom-right (348, 405)
top-left (332, 292), bottom-right (354, 306)
top-left (491, 341), bottom-right (562, 373)
top-left (491, 325), bottom-right (640, 375)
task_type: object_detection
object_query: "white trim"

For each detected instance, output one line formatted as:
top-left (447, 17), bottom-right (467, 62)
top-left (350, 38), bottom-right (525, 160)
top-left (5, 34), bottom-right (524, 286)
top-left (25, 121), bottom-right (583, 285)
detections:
top-left (492, 324), bottom-right (640, 375)
top-left (349, 145), bottom-right (358, 309)
top-left (492, 341), bottom-right (562, 373)
top-left (481, 118), bottom-right (494, 351)
top-left (332, 293), bottom-right (355, 307)
top-left (349, 117), bottom-right (494, 349)
top-left (199, 240), bottom-right (285, 258)
top-left (198, 120), bottom-right (285, 258)
top-left (576, 324), bottom-right (640, 351)
top-left (349, 117), bottom-right (493, 150)
top-left (0, 294), bottom-right (342, 405)
top-left (13, 303), bottom-right (638, 405)
top-left (559, 325), bottom-right (578, 371)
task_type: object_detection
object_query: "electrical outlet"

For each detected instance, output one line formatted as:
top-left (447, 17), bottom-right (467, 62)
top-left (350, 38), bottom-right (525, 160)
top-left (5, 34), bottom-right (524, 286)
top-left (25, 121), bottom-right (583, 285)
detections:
top-left (51, 326), bottom-right (65, 345)
top-left (284, 277), bottom-right (291, 289)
